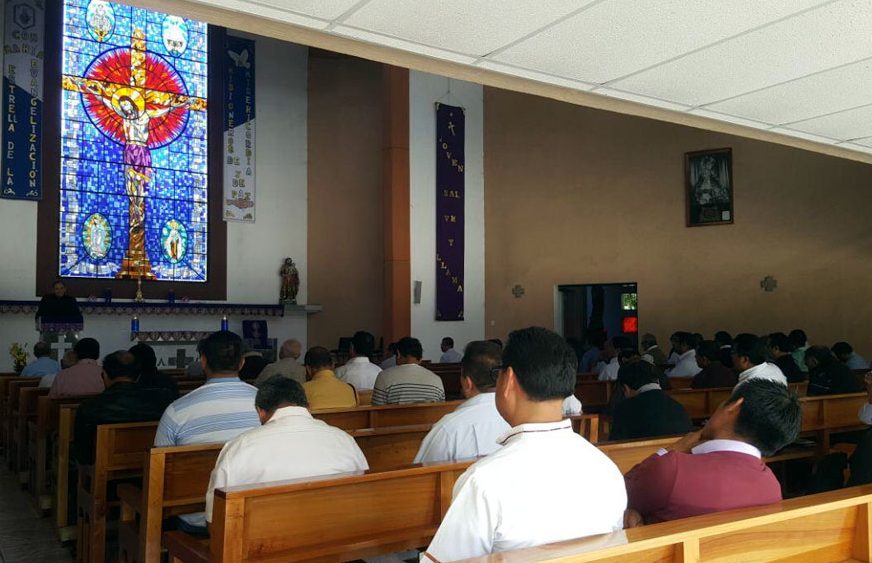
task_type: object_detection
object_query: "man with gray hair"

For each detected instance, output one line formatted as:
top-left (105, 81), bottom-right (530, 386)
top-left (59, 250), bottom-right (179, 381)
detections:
top-left (256, 338), bottom-right (306, 386)
top-left (21, 341), bottom-right (60, 377)
top-left (640, 333), bottom-right (666, 366)
top-left (205, 376), bottom-right (368, 526)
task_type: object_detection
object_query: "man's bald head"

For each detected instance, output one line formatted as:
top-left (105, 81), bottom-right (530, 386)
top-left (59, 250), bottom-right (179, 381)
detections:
top-left (279, 339), bottom-right (302, 360)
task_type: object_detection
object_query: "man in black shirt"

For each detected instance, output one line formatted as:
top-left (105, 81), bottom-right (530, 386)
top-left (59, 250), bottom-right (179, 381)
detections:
top-left (609, 361), bottom-right (693, 441)
top-left (768, 332), bottom-right (805, 383)
top-left (806, 346), bottom-right (863, 397)
top-left (73, 351), bottom-right (173, 465)
top-left (36, 280), bottom-right (83, 324)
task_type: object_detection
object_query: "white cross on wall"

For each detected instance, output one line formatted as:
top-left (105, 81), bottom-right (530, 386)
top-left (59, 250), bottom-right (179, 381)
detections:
top-left (50, 339), bottom-right (73, 361)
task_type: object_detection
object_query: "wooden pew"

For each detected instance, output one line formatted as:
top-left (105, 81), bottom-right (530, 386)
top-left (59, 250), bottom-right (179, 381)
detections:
top-left (668, 381), bottom-right (810, 421)
top-left (5, 378), bottom-right (40, 471)
top-left (0, 375), bottom-right (33, 456)
top-left (357, 389), bottom-right (373, 405)
top-left (800, 392), bottom-right (869, 454)
top-left (311, 400), bottom-right (463, 430)
top-left (668, 376), bottom-right (694, 389)
top-left (463, 484), bottom-right (872, 562)
top-left (427, 362), bottom-right (463, 400)
top-left (575, 379), bottom-right (612, 413)
top-left (163, 460), bottom-right (475, 563)
top-left (29, 394), bottom-right (96, 512)
top-left (77, 421), bottom-right (160, 563)
top-left (55, 404), bottom-right (79, 538)
top-left (13, 385), bottom-right (49, 483)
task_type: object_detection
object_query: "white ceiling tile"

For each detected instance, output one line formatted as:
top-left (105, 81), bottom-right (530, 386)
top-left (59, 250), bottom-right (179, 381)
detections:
top-left (612, 0), bottom-right (872, 106)
top-left (492, 0), bottom-right (828, 84)
top-left (189, 0), bottom-right (329, 28)
top-left (704, 58), bottom-right (872, 125)
top-left (593, 87), bottom-right (691, 112)
top-left (849, 137), bottom-right (872, 149)
top-left (332, 25), bottom-right (478, 65)
top-left (475, 61), bottom-right (596, 91)
top-left (785, 105), bottom-right (872, 141)
top-left (686, 108), bottom-right (774, 130)
top-left (249, 0), bottom-right (361, 21)
top-left (767, 127), bottom-right (841, 145)
top-left (342, 0), bottom-right (590, 57)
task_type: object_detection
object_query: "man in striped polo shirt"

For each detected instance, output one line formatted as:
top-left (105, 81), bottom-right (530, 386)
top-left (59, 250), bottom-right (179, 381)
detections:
top-left (372, 337), bottom-right (445, 405)
top-left (154, 330), bottom-right (259, 533)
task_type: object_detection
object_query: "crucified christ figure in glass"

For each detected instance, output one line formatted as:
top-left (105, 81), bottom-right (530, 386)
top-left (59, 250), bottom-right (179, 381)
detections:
top-left (62, 28), bottom-right (207, 279)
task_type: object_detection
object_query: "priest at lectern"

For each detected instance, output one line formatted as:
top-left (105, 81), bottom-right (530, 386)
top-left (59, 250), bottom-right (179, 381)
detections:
top-left (36, 280), bottom-right (83, 325)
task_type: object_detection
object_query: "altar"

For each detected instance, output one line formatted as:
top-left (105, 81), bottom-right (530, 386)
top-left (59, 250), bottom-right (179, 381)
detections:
top-left (0, 300), bottom-right (321, 371)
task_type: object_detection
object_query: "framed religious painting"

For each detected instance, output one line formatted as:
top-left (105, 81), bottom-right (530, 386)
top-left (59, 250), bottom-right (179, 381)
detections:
top-left (685, 148), bottom-right (733, 227)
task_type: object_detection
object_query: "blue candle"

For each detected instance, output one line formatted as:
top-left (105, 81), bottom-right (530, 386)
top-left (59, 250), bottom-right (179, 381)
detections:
top-left (131, 316), bottom-right (139, 332)
top-left (221, 315), bottom-right (228, 331)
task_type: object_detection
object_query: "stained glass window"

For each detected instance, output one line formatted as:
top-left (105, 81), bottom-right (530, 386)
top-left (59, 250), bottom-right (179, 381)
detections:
top-left (59, 0), bottom-right (208, 281)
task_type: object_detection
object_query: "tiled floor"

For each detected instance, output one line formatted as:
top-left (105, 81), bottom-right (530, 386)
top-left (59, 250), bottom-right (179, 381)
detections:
top-left (0, 468), bottom-right (73, 563)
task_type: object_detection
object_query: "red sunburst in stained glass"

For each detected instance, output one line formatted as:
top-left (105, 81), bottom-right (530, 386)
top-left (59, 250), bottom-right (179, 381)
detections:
top-left (81, 47), bottom-right (188, 149)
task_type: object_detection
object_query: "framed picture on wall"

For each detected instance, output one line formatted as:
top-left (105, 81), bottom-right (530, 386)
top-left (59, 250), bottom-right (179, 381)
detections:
top-left (685, 148), bottom-right (733, 227)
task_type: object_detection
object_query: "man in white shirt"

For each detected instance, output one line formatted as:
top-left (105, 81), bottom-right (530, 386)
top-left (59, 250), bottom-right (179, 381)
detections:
top-left (335, 331), bottom-right (382, 391)
top-left (439, 337), bottom-right (462, 363)
top-left (666, 332), bottom-right (702, 378)
top-left (597, 336), bottom-right (630, 382)
top-left (414, 341), bottom-right (509, 463)
top-left (372, 337), bottom-right (445, 405)
top-left (205, 376), bottom-right (368, 526)
top-left (734, 333), bottom-right (787, 387)
top-left (422, 327), bottom-right (626, 561)
top-left (255, 338), bottom-right (306, 386)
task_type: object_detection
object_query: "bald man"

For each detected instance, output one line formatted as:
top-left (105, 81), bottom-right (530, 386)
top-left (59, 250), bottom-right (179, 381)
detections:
top-left (256, 339), bottom-right (307, 386)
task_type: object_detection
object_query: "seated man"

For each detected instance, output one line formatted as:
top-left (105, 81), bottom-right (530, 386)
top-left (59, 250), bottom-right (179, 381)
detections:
top-left (421, 327), bottom-right (626, 561)
top-left (439, 337), bottom-right (463, 363)
top-left (625, 379), bottom-right (802, 524)
top-left (715, 331), bottom-right (734, 369)
top-left (335, 331), bottom-right (382, 391)
top-left (597, 335), bottom-right (631, 381)
top-left (790, 329), bottom-right (810, 373)
top-left (372, 337), bottom-right (445, 405)
top-left (691, 340), bottom-right (737, 389)
top-left (806, 345), bottom-right (864, 396)
top-left (49, 338), bottom-right (105, 398)
top-left (610, 361), bottom-right (693, 441)
top-left (640, 333), bottom-right (667, 366)
top-left (73, 351), bottom-right (173, 465)
top-left (379, 342), bottom-right (398, 369)
top-left (666, 332), bottom-right (702, 378)
top-left (733, 333), bottom-right (787, 387)
top-left (129, 343), bottom-right (179, 399)
top-left (206, 376), bottom-right (368, 526)
top-left (767, 333), bottom-right (805, 383)
top-left (414, 341), bottom-right (510, 463)
top-left (302, 346), bottom-right (357, 409)
top-left (255, 338), bottom-right (306, 386)
top-left (21, 341), bottom-right (60, 378)
top-left (832, 341), bottom-right (869, 370)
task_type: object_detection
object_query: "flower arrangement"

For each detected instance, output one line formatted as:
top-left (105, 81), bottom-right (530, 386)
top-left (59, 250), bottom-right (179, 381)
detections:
top-left (9, 342), bottom-right (28, 374)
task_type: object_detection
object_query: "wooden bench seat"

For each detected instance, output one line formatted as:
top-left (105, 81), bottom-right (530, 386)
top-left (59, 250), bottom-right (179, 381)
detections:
top-left (164, 460), bottom-right (474, 563)
top-left (311, 400), bottom-right (463, 430)
top-left (0, 375), bottom-right (33, 457)
top-left (464, 484), bottom-right (872, 562)
top-left (6, 379), bottom-right (41, 473)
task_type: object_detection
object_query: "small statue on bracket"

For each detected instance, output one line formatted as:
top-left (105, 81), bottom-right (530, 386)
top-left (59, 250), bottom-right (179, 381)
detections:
top-left (279, 257), bottom-right (300, 304)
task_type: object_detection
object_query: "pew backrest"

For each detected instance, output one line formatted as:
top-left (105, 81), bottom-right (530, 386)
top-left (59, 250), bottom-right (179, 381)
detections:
top-left (311, 400), bottom-right (463, 430)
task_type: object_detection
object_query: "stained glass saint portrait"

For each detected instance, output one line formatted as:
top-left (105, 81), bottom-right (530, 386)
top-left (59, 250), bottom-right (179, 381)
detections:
top-left (59, 0), bottom-right (208, 281)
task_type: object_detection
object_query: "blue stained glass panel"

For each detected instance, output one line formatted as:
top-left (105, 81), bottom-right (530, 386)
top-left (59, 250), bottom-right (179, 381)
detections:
top-left (59, 0), bottom-right (208, 281)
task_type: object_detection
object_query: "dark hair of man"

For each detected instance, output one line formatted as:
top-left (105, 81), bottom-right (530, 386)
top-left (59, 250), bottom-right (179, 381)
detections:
top-left (74, 338), bottom-right (100, 361)
top-left (488, 338), bottom-right (503, 349)
top-left (53, 280), bottom-right (65, 289)
top-left (502, 327), bottom-right (576, 401)
top-left (387, 342), bottom-right (398, 354)
top-left (714, 331), bottom-right (732, 347)
top-left (733, 333), bottom-right (766, 365)
top-left (611, 335), bottom-right (633, 351)
top-left (128, 342), bottom-right (158, 377)
top-left (351, 331), bottom-right (375, 357)
top-left (200, 330), bottom-right (242, 373)
top-left (397, 337), bottom-right (423, 360)
top-left (33, 341), bottom-right (51, 358)
top-left (768, 333), bottom-right (793, 354)
top-left (640, 333), bottom-right (657, 349)
top-left (255, 375), bottom-right (309, 411)
top-left (695, 340), bottom-right (721, 362)
top-left (673, 331), bottom-right (694, 348)
top-left (805, 345), bottom-right (835, 367)
top-left (831, 341), bottom-right (853, 357)
top-left (461, 341), bottom-right (501, 392)
top-left (304, 346), bottom-right (333, 371)
top-left (728, 379), bottom-right (802, 456)
top-left (617, 361), bottom-right (658, 391)
top-left (617, 348), bottom-right (640, 363)
top-left (442, 337), bottom-right (454, 348)
top-left (102, 351), bottom-right (140, 381)
top-left (691, 333), bottom-right (704, 348)
top-left (789, 329), bottom-right (808, 348)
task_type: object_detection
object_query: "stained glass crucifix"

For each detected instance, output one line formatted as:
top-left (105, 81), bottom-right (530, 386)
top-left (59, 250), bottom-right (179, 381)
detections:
top-left (62, 27), bottom-right (207, 279)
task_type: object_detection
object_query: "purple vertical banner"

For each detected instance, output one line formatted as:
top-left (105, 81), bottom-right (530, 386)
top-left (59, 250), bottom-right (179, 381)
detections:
top-left (435, 103), bottom-right (464, 321)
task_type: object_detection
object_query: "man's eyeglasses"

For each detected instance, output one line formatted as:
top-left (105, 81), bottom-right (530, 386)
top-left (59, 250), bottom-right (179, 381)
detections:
top-left (489, 364), bottom-right (504, 382)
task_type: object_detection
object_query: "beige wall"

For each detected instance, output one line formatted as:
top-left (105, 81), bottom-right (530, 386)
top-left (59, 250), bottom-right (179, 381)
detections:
top-left (484, 88), bottom-right (872, 356)
top-left (307, 52), bottom-right (384, 348)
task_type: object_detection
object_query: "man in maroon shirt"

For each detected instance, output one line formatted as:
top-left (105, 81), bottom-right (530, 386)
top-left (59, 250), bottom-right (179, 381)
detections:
top-left (624, 379), bottom-right (801, 525)
top-left (690, 340), bottom-right (737, 389)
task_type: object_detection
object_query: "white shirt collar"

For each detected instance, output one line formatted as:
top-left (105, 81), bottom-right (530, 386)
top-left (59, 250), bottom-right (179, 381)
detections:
top-left (645, 345), bottom-right (659, 352)
top-left (458, 392), bottom-right (496, 410)
top-left (347, 356), bottom-right (371, 365)
top-left (691, 439), bottom-right (761, 459)
top-left (266, 405), bottom-right (312, 424)
top-left (497, 419), bottom-right (572, 446)
top-left (637, 382), bottom-right (661, 394)
top-left (677, 349), bottom-right (695, 362)
top-left (608, 356), bottom-right (619, 365)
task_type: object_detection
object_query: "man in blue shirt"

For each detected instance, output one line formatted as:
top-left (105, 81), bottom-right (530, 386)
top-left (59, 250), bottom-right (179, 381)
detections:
top-left (21, 341), bottom-right (60, 377)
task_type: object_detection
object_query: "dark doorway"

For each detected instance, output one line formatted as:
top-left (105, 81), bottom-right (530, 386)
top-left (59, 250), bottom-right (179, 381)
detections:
top-left (559, 283), bottom-right (638, 349)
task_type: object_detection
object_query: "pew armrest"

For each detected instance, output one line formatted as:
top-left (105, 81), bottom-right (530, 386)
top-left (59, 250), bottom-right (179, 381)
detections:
top-left (163, 531), bottom-right (209, 563)
top-left (117, 483), bottom-right (142, 515)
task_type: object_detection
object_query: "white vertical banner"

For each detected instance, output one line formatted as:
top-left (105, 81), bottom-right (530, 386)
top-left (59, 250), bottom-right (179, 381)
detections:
top-left (223, 35), bottom-right (256, 222)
